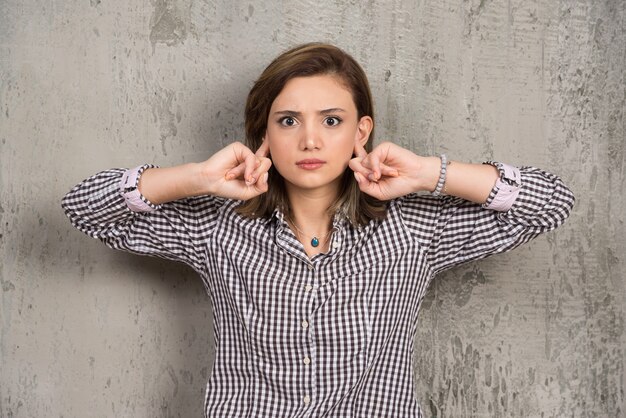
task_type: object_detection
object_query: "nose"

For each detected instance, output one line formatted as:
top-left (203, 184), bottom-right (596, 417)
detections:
top-left (300, 123), bottom-right (321, 150)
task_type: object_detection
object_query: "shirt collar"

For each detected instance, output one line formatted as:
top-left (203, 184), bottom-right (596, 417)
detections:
top-left (262, 206), bottom-right (351, 234)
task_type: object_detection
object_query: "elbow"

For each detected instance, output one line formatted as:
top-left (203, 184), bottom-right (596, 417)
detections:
top-left (502, 178), bottom-right (575, 234)
top-left (538, 180), bottom-right (576, 232)
top-left (555, 179), bottom-right (575, 225)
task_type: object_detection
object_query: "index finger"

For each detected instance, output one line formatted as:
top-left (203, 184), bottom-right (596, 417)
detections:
top-left (255, 138), bottom-right (270, 158)
top-left (353, 140), bottom-right (368, 160)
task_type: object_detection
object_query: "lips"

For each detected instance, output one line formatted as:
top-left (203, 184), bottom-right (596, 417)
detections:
top-left (296, 159), bottom-right (326, 170)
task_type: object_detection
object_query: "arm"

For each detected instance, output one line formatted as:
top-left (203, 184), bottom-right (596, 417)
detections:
top-left (139, 140), bottom-right (272, 204)
top-left (349, 141), bottom-right (500, 204)
top-left (61, 141), bottom-right (272, 272)
top-left (61, 165), bottom-right (221, 273)
top-left (401, 164), bottom-right (574, 273)
top-left (350, 142), bottom-right (575, 273)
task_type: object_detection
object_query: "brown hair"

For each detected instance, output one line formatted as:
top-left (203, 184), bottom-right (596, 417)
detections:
top-left (236, 42), bottom-right (387, 226)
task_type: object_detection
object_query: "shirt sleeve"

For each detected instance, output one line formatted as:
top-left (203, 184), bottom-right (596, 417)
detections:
top-left (399, 163), bottom-right (575, 275)
top-left (61, 166), bottom-right (222, 274)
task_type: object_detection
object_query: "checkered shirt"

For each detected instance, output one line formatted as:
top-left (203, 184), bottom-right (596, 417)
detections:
top-left (61, 162), bottom-right (574, 417)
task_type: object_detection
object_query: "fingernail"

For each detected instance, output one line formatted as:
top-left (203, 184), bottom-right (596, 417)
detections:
top-left (246, 176), bottom-right (255, 185)
top-left (354, 172), bottom-right (361, 183)
top-left (368, 173), bottom-right (377, 182)
top-left (262, 173), bottom-right (268, 183)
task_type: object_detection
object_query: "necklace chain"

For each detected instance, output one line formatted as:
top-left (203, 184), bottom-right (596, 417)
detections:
top-left (287, 216), bottom-right (332, 248)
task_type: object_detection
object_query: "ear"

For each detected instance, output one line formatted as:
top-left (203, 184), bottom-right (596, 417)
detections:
top-left (355, 116), bottom-right (373, 148)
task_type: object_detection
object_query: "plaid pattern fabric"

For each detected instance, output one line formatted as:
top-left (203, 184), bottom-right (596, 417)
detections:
top-left (61, 164), bottom-right (574, 417)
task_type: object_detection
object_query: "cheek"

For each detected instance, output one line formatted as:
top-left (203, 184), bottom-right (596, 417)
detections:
top-left (267, 142), bottom-right (290, 173)
top-left (337, 133), bottom-right (358, 157)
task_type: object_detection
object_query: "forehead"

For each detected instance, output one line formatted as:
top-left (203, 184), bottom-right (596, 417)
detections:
top-left (270, 75), bottom-right (356, 111)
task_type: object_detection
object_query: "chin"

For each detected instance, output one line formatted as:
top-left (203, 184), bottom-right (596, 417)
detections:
top-left (287, 175), bottom-right (345, 192)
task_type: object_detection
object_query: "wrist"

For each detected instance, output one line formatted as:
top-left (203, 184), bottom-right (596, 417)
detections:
top-left (414, 156), bottom-right (442, 193)
top-left (188, 162), bottom-right (214, 197)
top-left (138, 163), bottom-right (209, 205)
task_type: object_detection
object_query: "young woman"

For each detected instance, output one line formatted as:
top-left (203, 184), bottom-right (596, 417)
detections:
top-left (62, 43), bottom-right (574, 417)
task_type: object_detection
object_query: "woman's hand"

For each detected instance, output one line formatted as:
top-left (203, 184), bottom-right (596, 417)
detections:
top-left (138, 141), bottom-right (272, 204)
top-left (349, 141), bottom-right (440, 200)
top-left (350, 141), bottom-right (500, 203)
top-left (201, 140), bottom-right (272, 201)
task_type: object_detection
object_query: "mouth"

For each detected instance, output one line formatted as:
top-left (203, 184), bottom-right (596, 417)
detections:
top-left (296, 159), bottom-right (326, 170)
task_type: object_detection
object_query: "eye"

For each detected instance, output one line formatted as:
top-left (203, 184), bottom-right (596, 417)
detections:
top-left (279, 116), bottom-right (297, 127)
top-left (323, 116), bottom-right (342, 127)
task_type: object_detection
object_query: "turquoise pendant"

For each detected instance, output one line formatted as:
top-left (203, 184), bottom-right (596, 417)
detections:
top-left (311, 237), bottom-right (320, 247)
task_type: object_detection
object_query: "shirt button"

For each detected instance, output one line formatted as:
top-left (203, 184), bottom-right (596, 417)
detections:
top-left (301, 320), bottom-right (309, 329)
top-left (303, 395), bottom-right (311, 405)
top-left (303, 356), bottom-right (311, 365)
top-left (332, 240), bottom-right (341, 249)
top-left (305, 284), bottom-right (313, 292)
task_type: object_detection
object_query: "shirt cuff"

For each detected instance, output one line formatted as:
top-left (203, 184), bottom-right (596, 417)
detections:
top-left (482, 162), bottom-right (521, 212)
top-left (119, 164), bottom-right (161, 213)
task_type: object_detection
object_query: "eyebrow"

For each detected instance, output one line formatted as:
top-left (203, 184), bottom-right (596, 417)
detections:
top-left (273, 108), bottom-right (347, 117)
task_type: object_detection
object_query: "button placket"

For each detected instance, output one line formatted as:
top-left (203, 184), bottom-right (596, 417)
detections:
top-left (302, 290), bottom-right (312, 367)
top-left (301, 262), bottom-right (315, 410)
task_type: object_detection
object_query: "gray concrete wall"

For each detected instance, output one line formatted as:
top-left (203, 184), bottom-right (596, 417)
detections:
top-left (1, 0), bottom-right (623, 417)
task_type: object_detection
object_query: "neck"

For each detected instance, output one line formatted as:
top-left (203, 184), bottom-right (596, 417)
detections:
top-left (285, 182), bottom-right (338, 235)
top-left (284, 182), bottom-right (339, 258)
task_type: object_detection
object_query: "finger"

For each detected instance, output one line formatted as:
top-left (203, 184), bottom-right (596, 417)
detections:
top-left (353, 139), bottom-right (368, 159)
top-left (250, 157), bottom-right (272, 181)
top-left (230, 143), bottom-right (259, 185)
top-left (380, 162), bottom-right (399, 177)
top-left (359, 143), bottom-right (397, 179)
top-left (349, 156), bottom-right (374, 178)
top-left (225, 162), bottom-right (246, 180)
top-left (255, 138), bottom-right (270, 158)
top-left (353, 172), bottom-right (369, 188)
top-left (254, 172), bottom-right (269, 193)
top-left (354, 171), bottom-right (391, 200)
top-left (354, 171), bottom-right (382, 197)
top-left (364, 152), bottom-right (381, 182)
top-left (226, 143), bottom-right (256, 180)
top-left (244, 152), bottom-right (260, 185)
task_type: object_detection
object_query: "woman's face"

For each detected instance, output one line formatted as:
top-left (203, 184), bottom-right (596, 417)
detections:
top-left (265, 74), bottom-right (372, 196)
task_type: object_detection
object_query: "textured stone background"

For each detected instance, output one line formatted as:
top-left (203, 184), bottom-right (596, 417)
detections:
top-left (1, 0), bottom-right (624, 417)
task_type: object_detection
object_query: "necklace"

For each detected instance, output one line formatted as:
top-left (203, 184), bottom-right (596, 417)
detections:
top-left (287, 217), bottom-right (332, 248)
